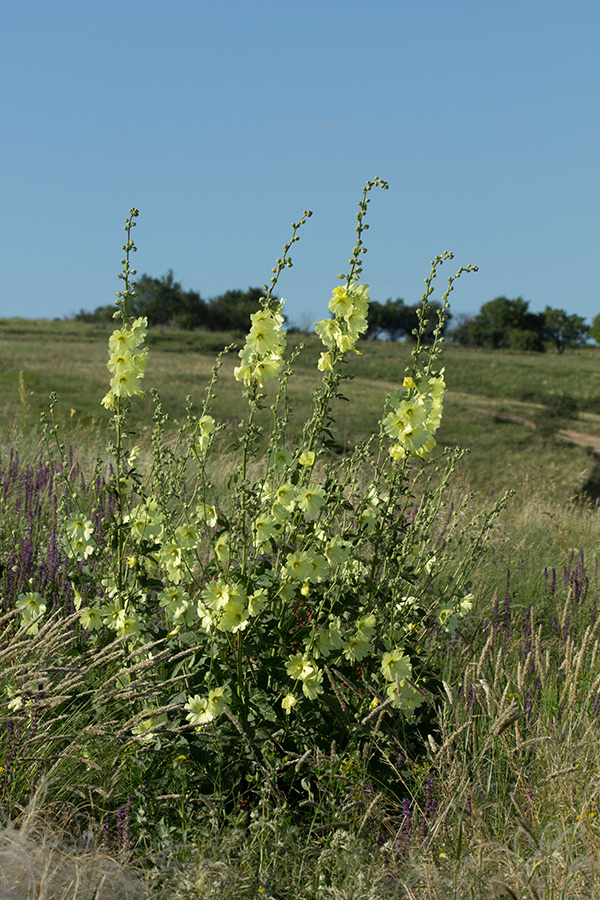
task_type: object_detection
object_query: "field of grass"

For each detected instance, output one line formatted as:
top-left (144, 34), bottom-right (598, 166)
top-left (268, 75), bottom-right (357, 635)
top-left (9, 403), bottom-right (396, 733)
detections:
top-left (3, 317), bottom-right (600, 501)
top-left (3, 318), bottom-right (600, 899)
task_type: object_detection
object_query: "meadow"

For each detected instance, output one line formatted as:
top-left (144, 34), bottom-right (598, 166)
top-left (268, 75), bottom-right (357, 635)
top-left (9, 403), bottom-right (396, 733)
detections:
top-left (3, 190), bottom-right (600, 899)
top-left (3, 316), bottom-right (600, 500)
top-left (2, 317), bottom-right (600, 898)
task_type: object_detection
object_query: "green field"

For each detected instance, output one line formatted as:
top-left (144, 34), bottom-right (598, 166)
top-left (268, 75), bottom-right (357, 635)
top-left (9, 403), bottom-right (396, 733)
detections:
top-left (3, 318), bottom-right (600, 899)
top-left (3, 317), bottom-right (600, 500)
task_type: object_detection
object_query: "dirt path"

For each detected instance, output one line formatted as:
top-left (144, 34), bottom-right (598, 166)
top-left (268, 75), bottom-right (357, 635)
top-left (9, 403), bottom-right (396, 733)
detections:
top-left (559, 429), bottom-right (600, 454)
top-left (447, 391), bottom-right (600, 455)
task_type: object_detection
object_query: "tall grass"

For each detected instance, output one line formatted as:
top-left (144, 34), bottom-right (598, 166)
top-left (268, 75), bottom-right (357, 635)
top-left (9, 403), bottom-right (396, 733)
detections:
top-left (2, 190), bottom-right (600, 899)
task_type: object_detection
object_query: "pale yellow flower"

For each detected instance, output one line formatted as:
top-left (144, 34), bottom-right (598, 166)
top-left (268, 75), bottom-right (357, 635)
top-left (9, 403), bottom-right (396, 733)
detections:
top-left (298, 450), bottom-right (315, 467)
top-left (317, 351), bottom-right (333, 372)
top-left (315, 318), bottom-right (341, 350)
top-left (286, 653), bottom-right (314, 680)
top-left (217, 597), bottom-right (249, 633)
top-left (381, 648), bottom-right (412, 683)
top-left (285, 551), bottom-right (314, 582)
top-left (301, 668), bottom-right (324, 700)
top-left (185, 695), bottom-right (214, 726)
top-left (296, 484), bottom-right (326, 516)
top-left (207, 685), bottom-right (231, 717)
top-left (281, 693), bottom-right (297, 715)
top-left (175, 523), bottom-right (200, 550)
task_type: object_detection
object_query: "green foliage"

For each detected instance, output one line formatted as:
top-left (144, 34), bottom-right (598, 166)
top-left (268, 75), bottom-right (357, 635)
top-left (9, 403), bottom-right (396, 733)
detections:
top-left (453, 296), bottom-right (545, 351)
top-left (452, 298), bottom-right (589, 354)
top-left (542, 305), bottom-right (589, 352)
top-left (77, 274), bottom-right (272, 333)
top-left (366, 298), bottom-right (450, 342)
top-left (12, 182), bottom-right (503, 815)
top-left (534, 390), bottom-right (579, 440)
top-left (589, 310), bottom-right (600, 346)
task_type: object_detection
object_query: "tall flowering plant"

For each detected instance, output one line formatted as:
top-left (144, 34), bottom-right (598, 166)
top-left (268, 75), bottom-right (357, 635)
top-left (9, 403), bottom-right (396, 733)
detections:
top-left (23, 184), bottom-right (502, 801)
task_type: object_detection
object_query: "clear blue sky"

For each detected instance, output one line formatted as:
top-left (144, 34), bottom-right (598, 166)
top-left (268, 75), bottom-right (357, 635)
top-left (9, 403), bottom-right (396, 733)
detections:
top-left (2, 0), bottom-right (598, 329)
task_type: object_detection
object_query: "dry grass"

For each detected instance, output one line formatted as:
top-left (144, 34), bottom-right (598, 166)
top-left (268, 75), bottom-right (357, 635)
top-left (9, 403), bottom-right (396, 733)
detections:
top-left (0, 786), bottom-right (145, 900)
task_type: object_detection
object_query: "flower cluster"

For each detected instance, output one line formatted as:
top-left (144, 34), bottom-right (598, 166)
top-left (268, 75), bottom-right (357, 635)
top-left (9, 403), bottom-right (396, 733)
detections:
top-left (383, 370), bottom-right (445, 460)
top-left (45, 190), bottom-right (486, 803)
top-left (380, 648), bottom-right (423, 712)
top-left (233, 305), bottom-right (286, 387)
top-left (15, 591), bottom-right (47, 635)
top-left (101, 316), bottom-right (148, 409)
top-left (315, 282), bottom-right (370, 368)
top-left (64, 514), bottom-right (95, 559)
top-left (185, 685), bottom-right (231, 727)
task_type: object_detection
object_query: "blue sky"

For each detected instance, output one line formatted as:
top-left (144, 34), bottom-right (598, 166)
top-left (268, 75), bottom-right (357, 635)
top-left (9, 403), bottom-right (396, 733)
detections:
top-left (2, 0), bottom-right (598, 329)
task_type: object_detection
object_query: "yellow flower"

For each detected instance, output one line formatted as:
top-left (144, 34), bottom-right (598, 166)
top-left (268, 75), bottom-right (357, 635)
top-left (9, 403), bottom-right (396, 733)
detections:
top-left (185, 694), bottom-right (214, 726)
top-left (296, 484), bottom-right (326, 516)
top-left (281, 693), bottom-right (297, 715)
top-left (107, 348), bottom-right (135, 376)
top-left (79, 606), bottom-right (104, 631)
top-left (386, 679), bottom-right (423, 713)
top-left (214, 533), bottom-right (230, 562)
top-left (202, 579), bottom-right (233, 610)
top-left (16, 592), bottom-right (47, 634)
top-left (286, 652), bottom-right (314, 680)
top-left (383, 398), bottom-right (428, 440)
top-left (329, 286), bottom-right (355, 318)
top-left (101, 390), bottom-right (116, 409)
top-left (110, 368), bottom-right (143, 398)
top-left (248, 589), bottom-right (268, 616)
top-left (109, 327), bottom-right (137, 354)
top-left (175, 523), bottom-right (200, 549)
top-left (344, 635), bottom-right (372, 662)
top-left (356, 613), bottom-right (376, 641)
top-left (252, 513), bottom-right (280, 548)
top-left (65, 515), bottom-right (94, 542)
top-left (306, 552), bottom-right (329, 583)
top-left (208, 685), bottom-right (231, 717)
top-left (217, 597), bottom-right (249, 633)
top-left (115, 611), bottom-right (142, 637)
top-left (301, 667), bottom-right (324, 700)
top-left (274, 482), bottom-right (296, 508)
top-left (196, 502), bottom-right (218, 527)
top-left (317, 351), bottom-right (333, 372)
top-left (285, 551), bottom-right (314, 581)
top-left (315, 318), bottom-right (341, 350)
top-left (381, 648), bottom-right (412, 683)
top-left (324, 537), bottom-right (351, 567)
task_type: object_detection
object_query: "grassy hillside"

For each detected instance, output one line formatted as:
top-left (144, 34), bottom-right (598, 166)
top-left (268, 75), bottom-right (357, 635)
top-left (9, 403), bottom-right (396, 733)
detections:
top-left (3, 317), bottom-right (600, 898)
top-left (2, 317), bottom-right (599, 501)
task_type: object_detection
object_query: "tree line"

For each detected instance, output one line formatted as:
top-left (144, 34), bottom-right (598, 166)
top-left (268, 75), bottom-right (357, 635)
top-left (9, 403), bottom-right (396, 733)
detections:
top-left (75, 271), bottom-right (448, 342)
top-left (75, 272), bottom-right (598, 352)
top-left (75, 272), bottom-right (273, 333)
top-left (450, 297), bottom-right (590, 353)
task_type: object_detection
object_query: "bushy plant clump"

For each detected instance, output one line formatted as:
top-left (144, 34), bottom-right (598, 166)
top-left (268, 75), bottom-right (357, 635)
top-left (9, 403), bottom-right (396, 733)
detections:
top-left (6, 181), bottom-right (503, 821)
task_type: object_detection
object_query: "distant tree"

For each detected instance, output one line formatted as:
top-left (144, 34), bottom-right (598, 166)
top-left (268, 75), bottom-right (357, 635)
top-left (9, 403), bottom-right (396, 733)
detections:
top-left (207, 287), bottom-right (274, 332)
top-left (73, 280), bottom-right (280, 333)
top-left (367, 298), bottom-right (411, 340)
top-left (590, 313), bottom-right (600, 346)
top-left (462, 296), bottom-right (545, 351)
top-left (449, 313), bottom-right (476, 346)
top-left (172, 289), bottom-right (209, 331)
top-left (133, 271), bottom-right (189, 327)
top-left (74, 306), bottom-right (113, 323)
top-left (366, 298), bottom-right (450, 342)
top-left (542, 306), bottom-right (589, 353)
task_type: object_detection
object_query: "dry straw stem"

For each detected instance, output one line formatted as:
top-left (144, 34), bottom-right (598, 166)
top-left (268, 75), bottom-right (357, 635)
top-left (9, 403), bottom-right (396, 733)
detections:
top-left (0, 785), bottom-right (147, 900)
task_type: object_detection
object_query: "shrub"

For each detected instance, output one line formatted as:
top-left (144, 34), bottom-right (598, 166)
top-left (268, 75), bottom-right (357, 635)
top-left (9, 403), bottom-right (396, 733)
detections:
top-left (7, 180), bottom-right (504, 821)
